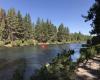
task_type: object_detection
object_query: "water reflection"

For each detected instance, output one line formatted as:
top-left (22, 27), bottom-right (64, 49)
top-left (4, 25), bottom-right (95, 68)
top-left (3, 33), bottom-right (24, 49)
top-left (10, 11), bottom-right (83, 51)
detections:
top-left (0, 43), bottom-right (82, 80)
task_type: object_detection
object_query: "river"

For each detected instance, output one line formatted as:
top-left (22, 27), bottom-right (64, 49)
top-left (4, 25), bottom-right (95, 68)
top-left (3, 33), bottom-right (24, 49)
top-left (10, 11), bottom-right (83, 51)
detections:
top-left (0, 43), bottom-right (82, 80)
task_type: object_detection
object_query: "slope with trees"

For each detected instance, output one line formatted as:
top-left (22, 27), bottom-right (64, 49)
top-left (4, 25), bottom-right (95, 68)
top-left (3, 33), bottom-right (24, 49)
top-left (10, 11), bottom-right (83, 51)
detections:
top-left (0, 8), bottom-right (90, 47)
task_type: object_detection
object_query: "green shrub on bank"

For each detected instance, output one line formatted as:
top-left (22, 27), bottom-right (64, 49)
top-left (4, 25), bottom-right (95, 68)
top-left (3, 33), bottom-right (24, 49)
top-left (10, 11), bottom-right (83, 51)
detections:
top-left (95, 44), bottom-right (100, 54)
top-left (0, 41), bottom-right (4, 46)
top-left (31, 50), bottom-right (76, 80)
top-left (79, 46), bottom-right (97, 63)
top-left (10, 39), bottom-right (35, 47)
top-left (11, 40), bottom-right (23, 47)
top-left (23, 39), bottom-right (34, 46)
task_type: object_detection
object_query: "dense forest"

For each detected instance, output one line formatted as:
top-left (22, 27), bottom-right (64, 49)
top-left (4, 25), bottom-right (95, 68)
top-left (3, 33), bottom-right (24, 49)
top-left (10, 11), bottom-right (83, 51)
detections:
top-left (0, 8), bottom-right (90, 46)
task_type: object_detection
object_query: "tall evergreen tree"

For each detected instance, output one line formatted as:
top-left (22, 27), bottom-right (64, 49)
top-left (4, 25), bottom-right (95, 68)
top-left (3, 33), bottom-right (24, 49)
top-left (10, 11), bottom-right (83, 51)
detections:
top-left (64, 27), bottom-right (70, 41)
top-left (0, 19), bottom-right (5, 40)
top-left (83, 0), bottom-right (100, 35)
top-left (6, 8), bottom-right (19, 41)
top-left (23, 13), bottom-right (33, 40)
top-left (0, 8), bottom-right (6, 40)
top-left (16, 11), bottom-right (25, 39)
top-left (57, 24), bottom-right (69, 42)
top-left (34, 18), bottom-right (41, 41)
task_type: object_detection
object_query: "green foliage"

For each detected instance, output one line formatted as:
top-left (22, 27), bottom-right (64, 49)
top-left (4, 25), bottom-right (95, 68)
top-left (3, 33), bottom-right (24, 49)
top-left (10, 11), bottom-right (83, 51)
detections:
top-left (31, 50), bottom-right (76, 80)
top-left (79, 46), bottom-right (97, 63)
top-left (0, 8), bottom-right (90, 46)
top-left (95, 44), bottom-right (100, 54)
top-left (23, 14), bottom-right (33, 40)
top-left (0, 8), bottom-right (34, 42)
top-left (11, 40), bottom-right (23, 47)
top-left (6, 8), bottom-right (19, 41)
top-left (34, 18), bottom-right (57, 42)
top-left (83, 0), bottom-right (100, 45)
top-left (57, 23), bottom-right (69, 42)
top-left (23, 39), bottom-right (34, 45)
top-left (11, 40), bottom-right (34, 46)
top-left (0, 8), bottom-right (6, 40)
top-left (91, 35), bottom-right (100, 45)
top-left (83, 0), bottom-right (100, 35)
top-left (0, 41), bottom-right (4, 46)
top-left (70, 32), bottom-right (91, 42)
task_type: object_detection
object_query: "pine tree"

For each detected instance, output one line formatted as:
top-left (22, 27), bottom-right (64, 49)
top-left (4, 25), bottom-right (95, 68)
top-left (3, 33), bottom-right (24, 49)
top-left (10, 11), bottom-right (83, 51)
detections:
top-left (0, 8), bottom-right (6, 40)
top-left (16, 11), bottom-right (25, 39)
top-left (6, 8), bottom-right (19, 41)
top-left (23, 13), bottom-right (33, 40)
top-left (64, 27), bottom-right (70, 41)
top-left (83, 0), bottom-right (100, 35)
top-left (0, 19), bottom-right (5, 40)
top-left (57, 23), bottom-right (68, 42)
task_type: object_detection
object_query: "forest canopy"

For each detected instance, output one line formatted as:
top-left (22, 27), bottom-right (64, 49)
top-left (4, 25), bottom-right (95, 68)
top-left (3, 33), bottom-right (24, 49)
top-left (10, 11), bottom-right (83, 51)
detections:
top-left (0, 8), bottom-right (90, 44)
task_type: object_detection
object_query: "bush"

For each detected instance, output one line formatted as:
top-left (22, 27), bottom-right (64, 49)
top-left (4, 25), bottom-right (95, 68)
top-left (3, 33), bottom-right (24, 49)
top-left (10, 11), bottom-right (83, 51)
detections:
top-left (80, 47), bottom-right (97, 61)
top-left (0, 41), bottom-right (4, 46)
top-left (31, 50), bottom-right (76, 80)
top-left (95, 44), bottom-right (100, 54)
top-left (87, 47), bottom-right (97, 58)
top-left (11, 40), bottom-right (23, 47)
top-left (27, 39), bottom-right (34, 45)
top-left (91, 36), bottom-right (100, 45)
top-left (87, 39), bottom-right (92, 45)
top-left (23, 39), bottom-right (34, 46)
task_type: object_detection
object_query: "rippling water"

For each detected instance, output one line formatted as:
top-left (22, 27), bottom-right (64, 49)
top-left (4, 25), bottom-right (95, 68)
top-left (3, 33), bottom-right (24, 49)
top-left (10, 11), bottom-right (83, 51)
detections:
top-left (0, 43), bottom-right (82, 80)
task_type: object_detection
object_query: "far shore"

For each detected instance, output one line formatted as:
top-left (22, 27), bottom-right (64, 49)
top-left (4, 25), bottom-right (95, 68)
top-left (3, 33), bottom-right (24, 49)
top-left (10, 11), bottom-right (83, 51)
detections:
top-left (0, 40), bottom-right (86, 48)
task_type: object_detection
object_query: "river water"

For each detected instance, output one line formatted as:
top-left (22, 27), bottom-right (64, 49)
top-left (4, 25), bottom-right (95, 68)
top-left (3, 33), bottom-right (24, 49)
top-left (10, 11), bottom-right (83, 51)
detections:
top-left (0, 43), bottom-right (82, 80)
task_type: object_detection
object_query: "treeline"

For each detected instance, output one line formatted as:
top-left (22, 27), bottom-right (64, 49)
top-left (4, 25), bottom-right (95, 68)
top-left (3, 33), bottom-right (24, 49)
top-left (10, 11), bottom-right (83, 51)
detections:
top-left (0, 8), bottom-right (33, 41)
top-left (34, 18), bottom-right (90, 43)
top-left (0, 8), bottom-right (90, 44)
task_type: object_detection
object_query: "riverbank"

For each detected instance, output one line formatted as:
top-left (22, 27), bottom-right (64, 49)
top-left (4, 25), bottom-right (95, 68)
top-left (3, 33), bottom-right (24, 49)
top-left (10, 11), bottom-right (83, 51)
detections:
top-left (0, 40), bottom-right (85, 47)
top-left (75, 55), bottom-right (100, 80)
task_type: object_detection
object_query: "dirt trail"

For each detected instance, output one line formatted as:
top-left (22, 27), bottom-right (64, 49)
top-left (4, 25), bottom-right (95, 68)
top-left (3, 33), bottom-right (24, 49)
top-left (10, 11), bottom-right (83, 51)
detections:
top-left (76, 55), bottom-right (100, 80)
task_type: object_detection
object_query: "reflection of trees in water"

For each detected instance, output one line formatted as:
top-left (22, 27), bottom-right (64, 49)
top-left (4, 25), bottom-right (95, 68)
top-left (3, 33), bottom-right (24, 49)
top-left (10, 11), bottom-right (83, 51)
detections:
top-left (11, 58), bottom-right (26, 80)
top-left (0, 59), bottom-right (8, 70)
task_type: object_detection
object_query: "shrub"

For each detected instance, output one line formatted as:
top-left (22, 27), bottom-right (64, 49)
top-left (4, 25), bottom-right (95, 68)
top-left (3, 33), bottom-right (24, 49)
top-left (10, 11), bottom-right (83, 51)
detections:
top-left (0, 41), bottom-right (4, 46)
top-left (95, 44), bottom-right (100, 54)
top-left (23, 39), bottom-right (34, 46)
top-left (31, 50), bottom-right (76, 80)
top-left (11, 40), bottom-right (22, 47)
top-left (87, 47), bottom-right (97, 58)
top-left (26, 39), bottom-right (34, 45)
top-left (80, 47), bottom-right (97, 61)
top-left (91, 36), bottom-right (100, 45)
top-left (87, 39), bottom-right (92, 45)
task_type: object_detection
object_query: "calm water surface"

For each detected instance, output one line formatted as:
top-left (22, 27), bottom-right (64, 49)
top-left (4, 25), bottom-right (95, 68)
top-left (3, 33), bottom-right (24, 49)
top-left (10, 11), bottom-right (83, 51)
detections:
top-left (0, 43), bottom-right (82, 80)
